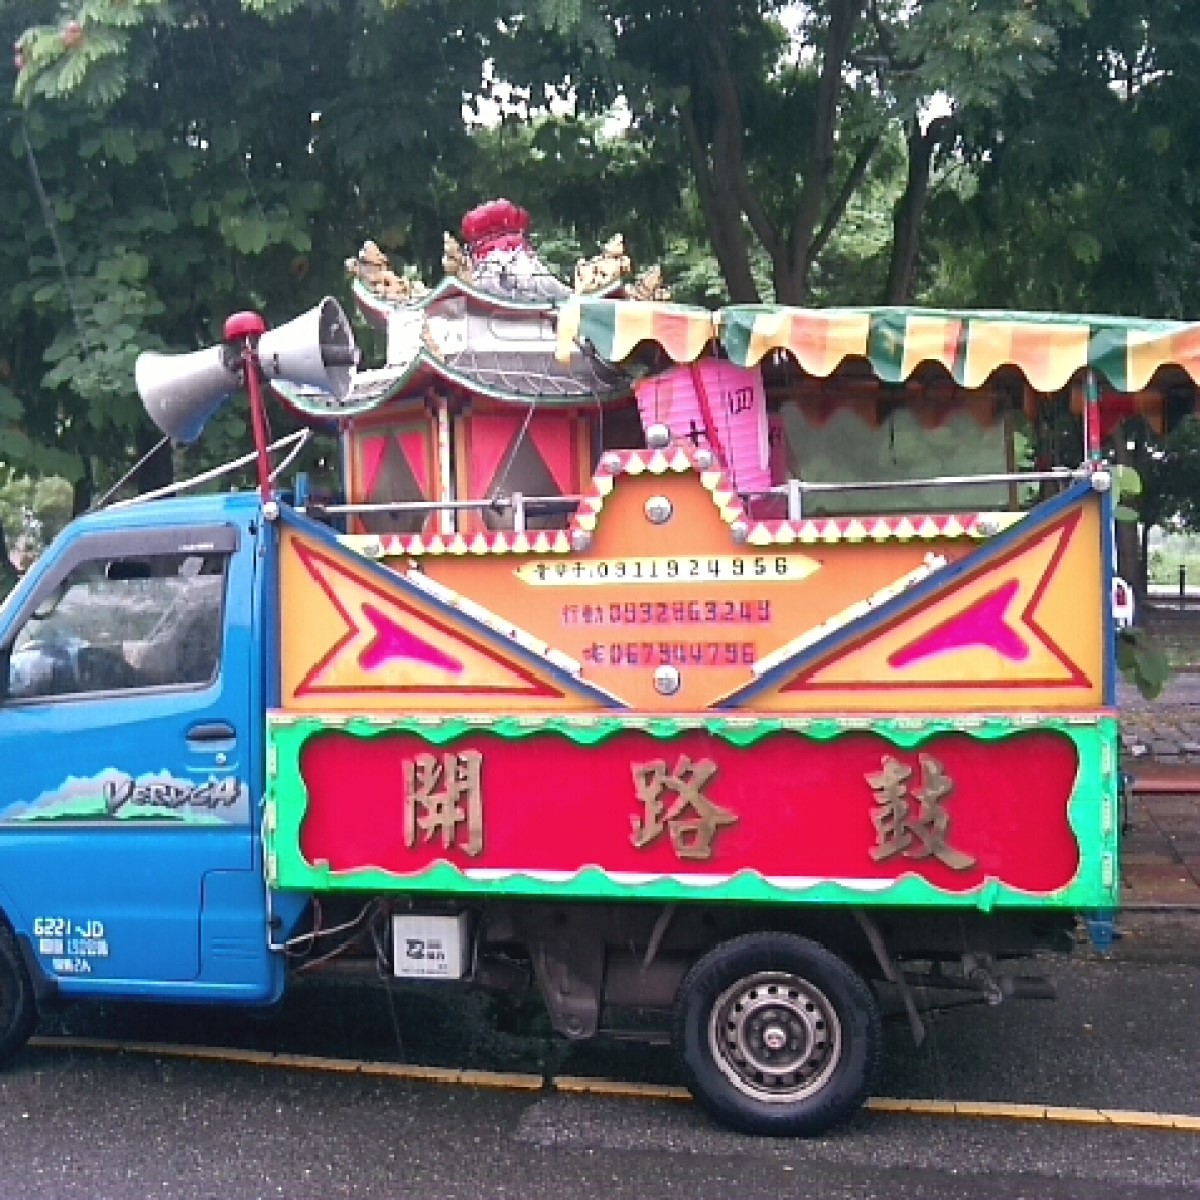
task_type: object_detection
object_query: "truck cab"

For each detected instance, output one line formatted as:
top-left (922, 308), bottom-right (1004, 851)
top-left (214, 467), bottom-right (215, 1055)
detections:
top-left (0, 494), bottom-right (283, 1008)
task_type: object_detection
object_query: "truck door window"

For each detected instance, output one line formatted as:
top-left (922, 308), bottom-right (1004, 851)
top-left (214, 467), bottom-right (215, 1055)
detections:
top-left (7, 551), bottom-right (228, 701)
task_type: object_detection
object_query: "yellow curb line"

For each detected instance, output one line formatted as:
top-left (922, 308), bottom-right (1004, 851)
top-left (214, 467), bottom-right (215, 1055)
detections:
top-left (26, 1036), bottom-right (1200, 1131)
top-left (28, 1036), bottom-right (542, 1093)
top-left (866, 1097), bottom-right (1200, 1131)
top-left (555, 1075), bottom-right (692, 1102)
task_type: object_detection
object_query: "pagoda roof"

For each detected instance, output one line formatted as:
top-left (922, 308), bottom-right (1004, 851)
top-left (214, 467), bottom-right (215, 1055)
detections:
top-left (271, 207), bottom-right (670, 421)
top-left (272, 339), bottom-right (630, 421)
top-left (350, 271), bottom-right (623, 325)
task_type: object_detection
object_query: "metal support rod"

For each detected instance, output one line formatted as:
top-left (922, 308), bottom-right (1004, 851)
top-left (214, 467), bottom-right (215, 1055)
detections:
top-left (308, 495), bottom-right (583, 517)
top-left (787, 477), bottom-right (803, 521)
top-left (1084, 368), bottom-right (1103, 465)
top-left (760, 468), bottom-right (1083, 497)
top-left (242, 347), bottom-right (275, 505)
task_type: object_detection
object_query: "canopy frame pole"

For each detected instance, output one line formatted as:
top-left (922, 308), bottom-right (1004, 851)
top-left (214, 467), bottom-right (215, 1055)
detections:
top-left (1083, 368), bottom-right (1103, 466)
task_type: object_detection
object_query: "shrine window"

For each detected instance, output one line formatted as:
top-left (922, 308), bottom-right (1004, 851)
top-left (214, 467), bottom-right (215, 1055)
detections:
top-left (346, 414), bottom-right (439, 535)
top-left (456, 409), bottom-right (589, 531)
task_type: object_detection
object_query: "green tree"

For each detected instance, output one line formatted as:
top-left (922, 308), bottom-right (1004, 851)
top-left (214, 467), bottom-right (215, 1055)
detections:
top-left (486, 0), bottom-right (1084, 305)
top-left (924, 0), bottom-right (1200, 315)
top-left (4, 0), bottom-right (504, 504)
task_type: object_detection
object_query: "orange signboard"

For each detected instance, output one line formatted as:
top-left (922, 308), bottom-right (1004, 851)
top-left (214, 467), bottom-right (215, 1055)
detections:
top-left (280, 449), bottom-right (1106, 715)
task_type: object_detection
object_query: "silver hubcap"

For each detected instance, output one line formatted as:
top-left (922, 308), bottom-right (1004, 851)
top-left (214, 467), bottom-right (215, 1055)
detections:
top-left (708, 970), bottom-right (843, 1104)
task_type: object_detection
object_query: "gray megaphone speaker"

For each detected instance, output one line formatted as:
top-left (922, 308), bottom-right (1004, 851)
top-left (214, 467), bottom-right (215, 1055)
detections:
top-left (135, 343), bottom-right (243, 445)
top-left (256, 296), bottom-right (358, 400)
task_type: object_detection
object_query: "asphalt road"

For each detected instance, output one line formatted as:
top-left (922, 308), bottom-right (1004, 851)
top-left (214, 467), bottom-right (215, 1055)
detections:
top-left (1, 915), bottom-right (1198, 1200)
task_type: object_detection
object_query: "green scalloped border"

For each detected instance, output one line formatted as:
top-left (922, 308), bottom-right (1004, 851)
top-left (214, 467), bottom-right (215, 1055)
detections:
top-left (265, 713), bottom-right (1119, 911)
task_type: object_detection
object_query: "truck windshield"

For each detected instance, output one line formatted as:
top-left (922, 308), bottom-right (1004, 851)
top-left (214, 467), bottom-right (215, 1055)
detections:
top-left (8, 552), bottom-right (226, 700)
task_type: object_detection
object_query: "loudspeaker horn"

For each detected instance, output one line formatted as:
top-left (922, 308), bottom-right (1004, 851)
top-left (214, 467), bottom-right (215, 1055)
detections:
top-left (256, 296), bottom-right (358, 400)
top-left (135, 343), bottom-right (243, 445)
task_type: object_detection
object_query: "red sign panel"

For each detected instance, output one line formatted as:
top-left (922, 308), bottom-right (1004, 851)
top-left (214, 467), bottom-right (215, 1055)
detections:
top-left (296, 729), bottom-right (1081, 895)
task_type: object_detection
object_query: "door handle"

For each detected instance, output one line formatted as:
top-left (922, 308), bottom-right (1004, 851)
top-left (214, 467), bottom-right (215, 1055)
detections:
top-left (186, 720), bottom-right (236, 744)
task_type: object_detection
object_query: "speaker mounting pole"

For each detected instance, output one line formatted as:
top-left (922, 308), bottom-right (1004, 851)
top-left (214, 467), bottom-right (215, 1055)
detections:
top-left (224, 311), bottom-right (275, 505)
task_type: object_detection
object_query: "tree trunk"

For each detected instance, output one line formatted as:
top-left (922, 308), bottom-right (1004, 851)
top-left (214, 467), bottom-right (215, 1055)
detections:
top-left (684, 0), bottom-right (864, 306)
top-left (133, 424), bottom-right (174, 495)
top-left (1138, 520), bottom-right (1152, 605)
top-left (885, 115), bottom-right (951, 305)
top-left (0, 519), bottom-right (20, 598)
top-left (680, 104), bottom-right (762, 304)
top-left (780, 0), bottom-right (864, 304)
top-left (72, 458), bottom-right (94, 517)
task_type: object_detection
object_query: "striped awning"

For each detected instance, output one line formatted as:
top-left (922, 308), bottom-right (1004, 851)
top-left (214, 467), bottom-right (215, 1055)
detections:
top-left (558, 299), bottom-right (1200, 394)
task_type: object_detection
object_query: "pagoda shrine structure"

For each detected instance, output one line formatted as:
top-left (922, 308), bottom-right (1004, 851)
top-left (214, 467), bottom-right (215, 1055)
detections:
top-left (276, 199), bottom-right (669, 538)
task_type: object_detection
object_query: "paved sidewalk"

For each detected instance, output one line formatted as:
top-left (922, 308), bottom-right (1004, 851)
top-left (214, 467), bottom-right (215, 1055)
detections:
top-left (1119, 676), bottom-right (1200, 910)
top-left (1122, 786), bottom-right (1200, 907)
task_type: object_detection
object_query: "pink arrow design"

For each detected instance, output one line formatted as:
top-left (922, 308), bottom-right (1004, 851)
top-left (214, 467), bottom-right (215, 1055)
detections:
top-left (888, 579), bottom-right (1029, 669)
top-left (358, 603), bottom-right (464, 675)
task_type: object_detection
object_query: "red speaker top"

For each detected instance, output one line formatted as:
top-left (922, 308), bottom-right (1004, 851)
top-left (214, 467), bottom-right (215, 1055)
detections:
top-left (225, 311), bottom-right (267, 341)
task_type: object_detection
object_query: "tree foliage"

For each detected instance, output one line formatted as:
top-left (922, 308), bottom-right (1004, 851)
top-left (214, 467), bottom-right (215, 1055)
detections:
top-left (924, 0), bottom-right (1200, 315)
top-left (7, 0), bottom-right (1200, 576)
top-left (482, 0), bottom-right (1085, 305)
top-left (4, 0), bottom-right (509, 506)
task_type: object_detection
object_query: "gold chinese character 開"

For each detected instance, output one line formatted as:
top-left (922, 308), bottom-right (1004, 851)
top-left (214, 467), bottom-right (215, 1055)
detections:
top-left (403, 750), bottom-right (484, 857)
top-left (629, 755), bottom-right (737, 860)
top-left (866, 753), bottom-right (975, 871)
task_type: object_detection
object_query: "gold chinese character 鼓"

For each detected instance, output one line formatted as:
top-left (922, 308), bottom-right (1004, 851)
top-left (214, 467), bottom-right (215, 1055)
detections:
top-left (630, 755), bottom-right (737, 861)
top-left (403, 750), bottom-right (484, 857)
top-left (866, 753), bottom-right (975, 871)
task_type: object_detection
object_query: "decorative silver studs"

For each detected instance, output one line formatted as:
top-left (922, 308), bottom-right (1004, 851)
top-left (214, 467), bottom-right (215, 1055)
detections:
top-left (653, 665), bottom-right (682, 696)
top-left (644, 495), bottom-right (674, 525)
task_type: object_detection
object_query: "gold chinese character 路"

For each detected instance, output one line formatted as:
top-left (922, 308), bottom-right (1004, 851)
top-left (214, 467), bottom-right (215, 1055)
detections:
top-left (866, 753), bottom-right (975, 871)
top-left (630, 755), bottom-right (737, 861)
top-left (403, 750), bottom-right (484, 857)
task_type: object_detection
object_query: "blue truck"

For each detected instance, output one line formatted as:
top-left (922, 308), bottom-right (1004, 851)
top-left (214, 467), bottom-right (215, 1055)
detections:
top-left (0, 295), bottom-right (1134, 1137)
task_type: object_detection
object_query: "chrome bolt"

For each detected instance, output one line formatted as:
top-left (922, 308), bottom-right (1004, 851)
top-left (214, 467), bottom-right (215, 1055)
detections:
top-left (645, 423), bottom-right (671, 449)
top-left (644, 495), bottom-right (674, 525)
top-left (653, 665), bottom-right (681, 696)
top-left (762, 1025), bottom-right (788, 1052)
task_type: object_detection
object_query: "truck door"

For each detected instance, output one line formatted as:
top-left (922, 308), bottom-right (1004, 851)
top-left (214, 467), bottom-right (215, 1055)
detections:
top-left (0, 518), bottom-right (275, 1000)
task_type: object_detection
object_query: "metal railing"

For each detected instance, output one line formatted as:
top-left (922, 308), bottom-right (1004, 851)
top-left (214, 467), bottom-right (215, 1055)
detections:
top-left (762, 468), bottom-right (1085, 521)
top-left (301, 493), bottom-right (584, 534)
top-left (302, 469), bottom-right (1086, 529)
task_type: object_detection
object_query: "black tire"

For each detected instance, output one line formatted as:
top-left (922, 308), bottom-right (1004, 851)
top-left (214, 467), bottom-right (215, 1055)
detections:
top-left (0, 923), bottom-right (37, 1066)
top-left (673, 932), bottom-right (882, 1137)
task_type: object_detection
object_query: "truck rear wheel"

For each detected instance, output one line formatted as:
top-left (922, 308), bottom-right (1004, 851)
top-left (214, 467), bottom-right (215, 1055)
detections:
top-left (0, 924), bottom-right (36, 1065)
top-left (673, 932), bottom-right (882, 1137)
